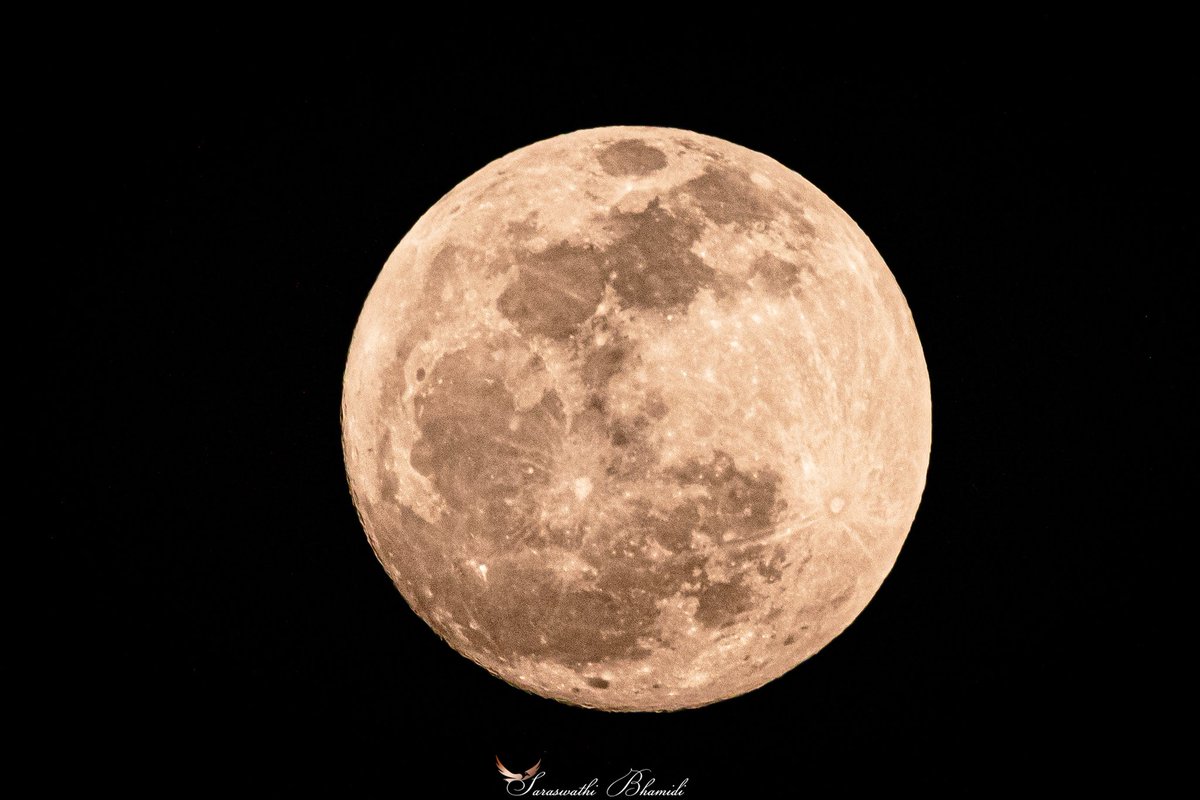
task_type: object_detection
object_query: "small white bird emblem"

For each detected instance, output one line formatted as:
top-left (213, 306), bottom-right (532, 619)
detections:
top-left (496, 755), bottom-right (542, 784)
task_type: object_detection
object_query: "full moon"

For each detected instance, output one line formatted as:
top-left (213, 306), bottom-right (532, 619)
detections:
top-left (342, 126), bottom-right (931, 711)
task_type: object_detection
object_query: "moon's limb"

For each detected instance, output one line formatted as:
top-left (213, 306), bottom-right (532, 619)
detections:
top-left (342, 127), bottom-right (931, 711)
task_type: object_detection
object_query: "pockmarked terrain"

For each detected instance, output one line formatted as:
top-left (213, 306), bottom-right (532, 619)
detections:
top-left (342, 127), bottom-right (932, 711)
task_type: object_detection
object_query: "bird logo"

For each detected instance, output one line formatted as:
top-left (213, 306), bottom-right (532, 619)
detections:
top-left (496, 754), bottom-right (542, 786)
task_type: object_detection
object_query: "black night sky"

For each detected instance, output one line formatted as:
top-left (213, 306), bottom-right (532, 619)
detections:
top-left (36, 20), bottom-right (1183, 794)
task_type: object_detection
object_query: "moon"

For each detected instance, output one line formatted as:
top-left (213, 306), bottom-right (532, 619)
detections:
top-left (342, 126), bottom-right (931, 711)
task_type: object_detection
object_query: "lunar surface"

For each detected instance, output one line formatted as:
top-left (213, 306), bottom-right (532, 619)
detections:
top-left (342, 126), bottom-right (931, 711)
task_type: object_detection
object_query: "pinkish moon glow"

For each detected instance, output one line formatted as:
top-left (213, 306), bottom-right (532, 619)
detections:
top-left (341, 126), bottom-right (932, 711)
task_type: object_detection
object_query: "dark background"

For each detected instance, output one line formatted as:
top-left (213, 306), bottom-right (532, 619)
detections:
top-left (36, 22), bottom-right (1183, 793)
